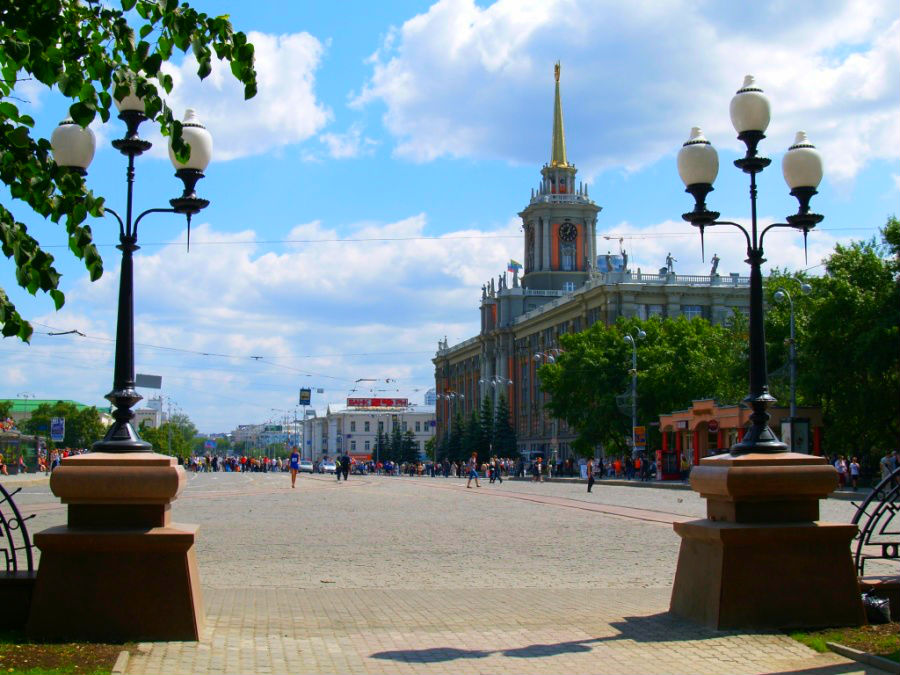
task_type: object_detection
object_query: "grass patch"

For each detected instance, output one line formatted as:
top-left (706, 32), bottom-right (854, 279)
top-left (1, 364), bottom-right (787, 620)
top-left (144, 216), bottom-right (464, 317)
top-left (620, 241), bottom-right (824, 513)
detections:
top-left (790, 623), bottom-right (900, 663)
top-left (0, 631), bottom-right (125, 675)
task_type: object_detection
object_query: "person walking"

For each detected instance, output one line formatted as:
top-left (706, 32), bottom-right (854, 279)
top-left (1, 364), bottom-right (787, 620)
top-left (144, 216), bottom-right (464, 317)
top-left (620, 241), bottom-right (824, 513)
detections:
top-left (335, 456), bottom-right (342, 481)
top-left (341, 454), bottom-right (351, 481)
top-left (466, 452), bottom-right (481, 488)
top-left (289, 446), bottom-right (300, 489)
top-left (849, 456), bottom-right (860, 491)
top-left (587, 458), bottom-right (595, 493)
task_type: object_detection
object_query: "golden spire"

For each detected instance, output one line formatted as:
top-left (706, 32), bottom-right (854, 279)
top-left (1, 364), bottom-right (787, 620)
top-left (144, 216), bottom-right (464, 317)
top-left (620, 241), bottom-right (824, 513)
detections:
top-left (550, 61), bottom-right (568, 167)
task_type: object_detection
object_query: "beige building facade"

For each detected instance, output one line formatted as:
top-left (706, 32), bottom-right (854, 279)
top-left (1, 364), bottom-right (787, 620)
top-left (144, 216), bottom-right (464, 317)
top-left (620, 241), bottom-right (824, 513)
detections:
top-left (433, 65), bottom-right (751, 461)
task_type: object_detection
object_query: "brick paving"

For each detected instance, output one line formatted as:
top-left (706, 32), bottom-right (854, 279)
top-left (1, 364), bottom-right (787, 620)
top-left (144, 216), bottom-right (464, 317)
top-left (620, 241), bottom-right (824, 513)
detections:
top-left (11, 473), bottom-right (886, 673)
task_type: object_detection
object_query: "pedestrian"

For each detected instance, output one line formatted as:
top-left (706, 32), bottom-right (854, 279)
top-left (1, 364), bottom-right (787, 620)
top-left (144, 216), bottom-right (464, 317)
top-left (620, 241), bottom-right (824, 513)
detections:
top-left (335, 456), bottom-right (342, 481)
top-left (849, 456), bottom-right (860, 491)
top-left (466, 452), bottom-right (481, 488)
top-left (341, 454), bottom-right (350, 481)
top-left (835, 455), bottom-right (847, 488)
top-left (289, 446), bottom-right (300, 489)
top-left (587, 458), bottom-right (595, 493)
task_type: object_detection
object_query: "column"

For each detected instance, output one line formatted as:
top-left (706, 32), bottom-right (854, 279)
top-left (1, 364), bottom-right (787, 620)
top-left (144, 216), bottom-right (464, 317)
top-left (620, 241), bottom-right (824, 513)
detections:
top-left (693, 428), bottom-right (701, 465)
top-left (543, 217), bottom-right (551, 270)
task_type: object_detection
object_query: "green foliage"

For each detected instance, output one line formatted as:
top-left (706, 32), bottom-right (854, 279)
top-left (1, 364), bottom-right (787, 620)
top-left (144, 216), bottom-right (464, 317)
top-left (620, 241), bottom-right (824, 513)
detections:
top-left (20, 401), bottom-right (107, 448)
top-left (138, 411), bottom-right (197, 458)
top-left (389, 424), bottom-right (403, 462)
top-left (478, 396), bottom-right (495, 456)
top-left (424, 436), bottom-right (436, 462)
top-left (0, 400), bottom-right (11, 419)
top-left (492, 394), bottom-right (518, 457)
top-left (400, 429), bottom-right (419, 464)
top-left (0, 0), bottom-right (257, 340)
top-left (797, 220), bottom-right (899, 462)
top-left (539, 315), bottom-right (746, 456)
top-left (461, 409), bottom-right (480, 458)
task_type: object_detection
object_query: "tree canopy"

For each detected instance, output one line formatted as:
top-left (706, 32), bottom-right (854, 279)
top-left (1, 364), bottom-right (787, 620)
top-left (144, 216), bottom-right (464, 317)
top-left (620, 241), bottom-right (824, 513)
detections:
top-left (1, 0), bottom-right (257, 340)
top-left (20, 400), bottom-right (107, 449)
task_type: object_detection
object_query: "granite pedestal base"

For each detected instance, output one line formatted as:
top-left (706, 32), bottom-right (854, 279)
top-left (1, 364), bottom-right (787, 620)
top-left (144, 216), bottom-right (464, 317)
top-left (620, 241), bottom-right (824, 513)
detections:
top-left (26, 453), bottom-right (204, 641)
top-left (670, 452), bottom-right (864, 630)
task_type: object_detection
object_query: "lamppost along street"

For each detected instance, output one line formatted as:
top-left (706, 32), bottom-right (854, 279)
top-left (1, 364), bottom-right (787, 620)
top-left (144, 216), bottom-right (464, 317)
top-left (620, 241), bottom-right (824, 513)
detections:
top-left (774, 282), bottom-right (811, 450)
top-left (51, 92), bottom-right (212, 454)
top-left (534, 350), bottom-right (561, 466)
top-left (623, 329), bottom-right (646, 456)
top-left (670, 76), bottom-right (862, 631)
top-left (677, 74), bottom-right (823, 454)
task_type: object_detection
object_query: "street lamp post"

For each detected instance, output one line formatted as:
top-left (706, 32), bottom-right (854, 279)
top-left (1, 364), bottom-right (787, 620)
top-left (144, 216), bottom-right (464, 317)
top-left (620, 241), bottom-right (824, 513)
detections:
top-left (669, 75), bottom-right (863, 631)
top-left (623, 329), bottom-right (646, 456)
top-left (774, 283), bottom-right (811, 451)
top-left (51, 100), bottom-right (212, 454)
top-left (677, 75), bottom-right (823, 454)
top-left (29, 91), bottom-right (212, 641)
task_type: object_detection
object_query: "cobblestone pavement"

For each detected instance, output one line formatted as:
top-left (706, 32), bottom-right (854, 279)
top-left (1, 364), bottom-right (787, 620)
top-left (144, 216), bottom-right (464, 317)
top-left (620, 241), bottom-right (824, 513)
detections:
top-left (11, 473), bottom-right (886, 674)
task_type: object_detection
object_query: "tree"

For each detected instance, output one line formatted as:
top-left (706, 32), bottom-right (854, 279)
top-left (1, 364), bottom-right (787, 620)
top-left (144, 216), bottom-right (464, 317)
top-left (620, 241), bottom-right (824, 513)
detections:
top-left (492, 394), bottom-right (518, 457)
top-left (1, 0), bottom-right (257, 340)
top-left (138, 411), bottom-right (197, 459)
top-left (374, 429), bottom-right (389, 462)
top-left (400, 429), bottom-right (419, 464)
top-left (447, 411), bottom-right (464, 462)
top-left (21, 401), bottom-right (107, 448)
top-left (0, 400), bottom-right (12, 420)
top-left (461, 410), bottom-right (481, 459)
top-left (800, 218), bottom-right (899, 463)
top-left (539, 316), bottom-right (746, 457)
top-left (424, 436), bottom-right (436, 463)
top-left (477, 396), bottom-right (495, 457)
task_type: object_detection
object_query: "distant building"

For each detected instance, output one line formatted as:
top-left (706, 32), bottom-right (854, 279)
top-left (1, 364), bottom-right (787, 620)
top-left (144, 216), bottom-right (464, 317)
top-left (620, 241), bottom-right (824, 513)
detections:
top-left (301, 399), bottom-right (436, 461)
top-left (1, 398), bottom-right (114, 428)
top-left (433, 64), bottom-right (750, 462)
top-left (424, 388), bottom-right (437, 406)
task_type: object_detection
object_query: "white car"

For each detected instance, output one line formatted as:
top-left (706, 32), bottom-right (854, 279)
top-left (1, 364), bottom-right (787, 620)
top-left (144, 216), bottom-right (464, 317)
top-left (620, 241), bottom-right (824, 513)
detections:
top-left (298, 460), bottom-right (314, 473)
top-left (321, 461), bottom-right (337, 474)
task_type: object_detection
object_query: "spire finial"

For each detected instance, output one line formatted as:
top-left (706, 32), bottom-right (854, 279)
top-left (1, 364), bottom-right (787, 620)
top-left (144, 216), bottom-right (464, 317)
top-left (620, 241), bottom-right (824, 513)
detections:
top-left (550, 61), bottom-right (568, 167)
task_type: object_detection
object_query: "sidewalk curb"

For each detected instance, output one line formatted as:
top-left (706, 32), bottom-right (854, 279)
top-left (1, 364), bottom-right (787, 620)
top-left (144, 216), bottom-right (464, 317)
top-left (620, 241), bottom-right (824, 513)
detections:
top-left (0, 476), bottom-right (50, 488)
top-left (826, 641), bottom-right (900, 673)
top-left (111, 649), bottom-right (130, 675)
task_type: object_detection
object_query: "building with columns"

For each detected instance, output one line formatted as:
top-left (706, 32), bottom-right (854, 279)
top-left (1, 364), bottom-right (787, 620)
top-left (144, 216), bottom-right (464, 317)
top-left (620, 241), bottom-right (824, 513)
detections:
top-left (433, 63), bottom-right (751, 461)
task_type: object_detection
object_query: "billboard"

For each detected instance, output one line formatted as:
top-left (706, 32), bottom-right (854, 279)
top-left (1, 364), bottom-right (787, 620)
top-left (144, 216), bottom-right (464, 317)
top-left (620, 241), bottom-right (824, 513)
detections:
top-left (50, 417), bottom-right (65, 442)
top-left (633, 426), bottom-right (646, 451)
top-left (299, 388), bottom-right (312, 405)
top-left (347, 398), bottom-right (409, 408)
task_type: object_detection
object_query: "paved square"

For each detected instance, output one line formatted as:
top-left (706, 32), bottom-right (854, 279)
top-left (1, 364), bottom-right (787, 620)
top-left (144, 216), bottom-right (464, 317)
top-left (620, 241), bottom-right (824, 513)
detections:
top-left (15, 473), bottom-right (885, 673)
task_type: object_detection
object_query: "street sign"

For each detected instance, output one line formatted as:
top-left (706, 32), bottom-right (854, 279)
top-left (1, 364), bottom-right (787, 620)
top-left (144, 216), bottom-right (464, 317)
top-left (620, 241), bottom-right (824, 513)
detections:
top-left (707, 420), bottom-right (719, 432)
top-left (135, 373), bottom-right (162, 389)
top-left (50, 417), bottom-right (65, 442)
top-left (299, 388), bottom-right (311, 405)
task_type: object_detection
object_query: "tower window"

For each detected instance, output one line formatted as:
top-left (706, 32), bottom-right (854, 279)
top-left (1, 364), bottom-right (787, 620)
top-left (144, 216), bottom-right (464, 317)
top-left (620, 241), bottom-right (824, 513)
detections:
top-left (561, 243), bottom-right (575, 271)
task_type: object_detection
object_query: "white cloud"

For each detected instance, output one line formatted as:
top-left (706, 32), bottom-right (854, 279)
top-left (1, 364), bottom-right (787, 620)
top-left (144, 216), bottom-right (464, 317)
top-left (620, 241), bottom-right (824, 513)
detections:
top-left (319, 124), bottom-right (378, 159)
top-left (151, 31), bottom-right (331, 161)
top-left (12, 216), bottom-right (518, 430)
top-left (355, 0), bottom-right (899, 183)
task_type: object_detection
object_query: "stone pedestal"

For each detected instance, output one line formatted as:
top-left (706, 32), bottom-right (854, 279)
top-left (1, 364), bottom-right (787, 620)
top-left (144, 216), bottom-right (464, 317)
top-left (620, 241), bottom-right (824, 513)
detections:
top-left (26, 453), bottom-right (204, 641)
top-left (670, 452), bottom-right (864, 630)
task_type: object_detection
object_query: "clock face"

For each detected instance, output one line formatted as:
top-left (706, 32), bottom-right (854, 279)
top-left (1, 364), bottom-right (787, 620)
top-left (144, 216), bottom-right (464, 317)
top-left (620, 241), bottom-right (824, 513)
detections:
top-left (559, 223), bottom-right (577, 242)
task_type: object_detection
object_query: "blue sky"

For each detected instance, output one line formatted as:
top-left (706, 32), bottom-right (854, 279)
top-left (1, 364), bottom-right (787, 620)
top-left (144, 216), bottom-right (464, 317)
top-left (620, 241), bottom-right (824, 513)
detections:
top-left (3, 0), bottom-right (898, 433)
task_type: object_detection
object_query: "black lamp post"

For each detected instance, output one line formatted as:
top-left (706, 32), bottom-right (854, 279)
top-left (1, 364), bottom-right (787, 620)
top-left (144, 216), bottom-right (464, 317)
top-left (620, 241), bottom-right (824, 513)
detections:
top-left (677, 75), bottom-right (824, 455)
top-left (51, 93), bottom-right (212, 453)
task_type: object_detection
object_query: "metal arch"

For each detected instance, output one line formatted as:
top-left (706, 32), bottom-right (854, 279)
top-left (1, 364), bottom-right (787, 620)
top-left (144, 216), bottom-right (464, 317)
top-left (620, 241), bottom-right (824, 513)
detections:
top-left (851, 466), bottom-right (900, 577)
top-left (0, 482), bottom-right (35, 573)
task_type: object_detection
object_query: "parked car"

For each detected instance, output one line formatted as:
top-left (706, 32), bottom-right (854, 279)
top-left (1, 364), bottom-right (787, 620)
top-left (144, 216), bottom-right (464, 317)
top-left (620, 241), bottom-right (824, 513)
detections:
top-left (298, 459), bottom-right (314, 473)
top-left (321, 461), bottom-right (337, 474)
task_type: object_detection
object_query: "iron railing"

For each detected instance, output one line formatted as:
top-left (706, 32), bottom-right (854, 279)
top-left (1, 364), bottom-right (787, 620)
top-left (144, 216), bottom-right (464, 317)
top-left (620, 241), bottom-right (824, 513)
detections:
top-left (851, 466), bottom-right (900, 577)
top-left (0, 482), bottom-right (35, 573)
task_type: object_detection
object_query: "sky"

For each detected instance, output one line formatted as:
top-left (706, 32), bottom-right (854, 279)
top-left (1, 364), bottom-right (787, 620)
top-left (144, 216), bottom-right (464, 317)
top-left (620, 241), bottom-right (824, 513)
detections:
top-left (2, 0), bottom-right (898, 433)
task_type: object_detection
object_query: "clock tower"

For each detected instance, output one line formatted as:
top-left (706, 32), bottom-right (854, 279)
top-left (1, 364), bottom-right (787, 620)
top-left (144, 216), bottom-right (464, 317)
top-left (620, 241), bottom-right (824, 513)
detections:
top-left (519, 62), bottom-right (601, 292)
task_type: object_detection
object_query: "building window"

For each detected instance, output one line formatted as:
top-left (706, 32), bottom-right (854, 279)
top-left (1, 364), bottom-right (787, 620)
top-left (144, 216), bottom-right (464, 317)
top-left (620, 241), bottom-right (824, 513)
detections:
top-left (364, 421), bottom-right (370, 432)
top-left (646, 304), bottom-right (664, 318)
top-left (364, 440), bottom-right (370, 451)
top-left (402, 421), bottom-right (408, 432)
top-left (350, 421), bottom-right (356, 432)
top-left (561, 243), bottom-right (575, 271)
top-left (415, 421), bottom-right (421, 432)
top-left (682, 304), bottom-right (704, 319)
top-left (378, 421), bottom-right (384, 432)
top-left (563, 281), bottom-right (575, 292)
top-left (351, 440), bottom-right (356, 451)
